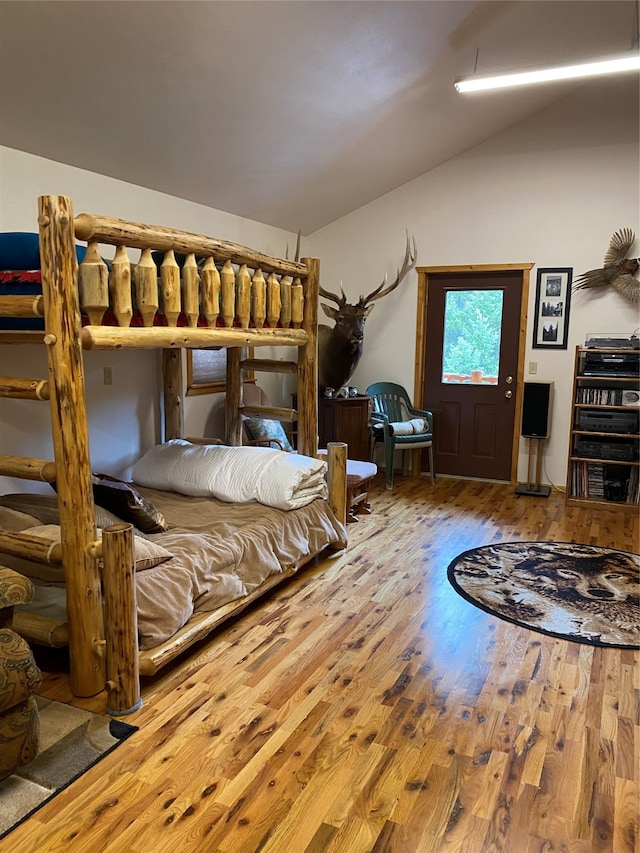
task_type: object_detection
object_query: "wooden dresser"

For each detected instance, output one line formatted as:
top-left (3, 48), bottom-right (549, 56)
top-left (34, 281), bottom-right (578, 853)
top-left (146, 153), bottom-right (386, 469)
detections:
top-left (318, 395), bottom-right (373, 461)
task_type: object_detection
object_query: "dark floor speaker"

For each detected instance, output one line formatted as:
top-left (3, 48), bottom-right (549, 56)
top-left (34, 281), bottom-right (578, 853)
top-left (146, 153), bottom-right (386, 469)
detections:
top-left (521, 381), bottom-right (553, 438)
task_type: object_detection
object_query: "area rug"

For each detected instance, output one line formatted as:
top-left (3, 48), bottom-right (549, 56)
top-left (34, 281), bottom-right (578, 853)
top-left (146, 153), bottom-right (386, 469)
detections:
top-left (0, 696), bottom-right (137, 840)
top-left (447, 541), bottom-right (640, 648)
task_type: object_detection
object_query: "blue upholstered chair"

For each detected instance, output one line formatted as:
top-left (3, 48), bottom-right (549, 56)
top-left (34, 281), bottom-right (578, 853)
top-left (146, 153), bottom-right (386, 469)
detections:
top-left (365, 382), bottom-right (435, 490)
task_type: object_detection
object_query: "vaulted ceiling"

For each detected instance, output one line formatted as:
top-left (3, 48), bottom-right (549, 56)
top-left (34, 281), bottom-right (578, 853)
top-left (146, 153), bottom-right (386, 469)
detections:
top-left (1, 1), bottom-right (637, 233)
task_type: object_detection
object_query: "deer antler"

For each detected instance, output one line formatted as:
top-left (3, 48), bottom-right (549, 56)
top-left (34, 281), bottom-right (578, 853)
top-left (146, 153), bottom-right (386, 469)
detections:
top-left (359, 231), bottom-right (417, 306)
top-left (319, 281), bottom-right (348, 308)
top-left (287, 228), bottom-right (348, 307)
top-left (285, 228), bottom-right (302, 263)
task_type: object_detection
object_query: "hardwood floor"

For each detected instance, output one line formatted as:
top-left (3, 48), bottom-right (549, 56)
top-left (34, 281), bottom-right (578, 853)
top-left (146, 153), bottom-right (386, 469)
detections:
top-left (7, 477), bottom-right (639, 852)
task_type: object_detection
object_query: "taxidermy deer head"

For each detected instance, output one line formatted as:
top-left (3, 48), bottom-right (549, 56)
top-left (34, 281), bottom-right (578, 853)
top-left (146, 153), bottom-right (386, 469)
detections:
top-left (317, 232), bottom-right (417, 392)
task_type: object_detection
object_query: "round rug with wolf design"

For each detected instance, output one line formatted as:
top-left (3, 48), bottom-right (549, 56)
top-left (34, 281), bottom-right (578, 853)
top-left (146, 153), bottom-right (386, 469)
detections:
top-left (447, 541), bottom-right (639, 648)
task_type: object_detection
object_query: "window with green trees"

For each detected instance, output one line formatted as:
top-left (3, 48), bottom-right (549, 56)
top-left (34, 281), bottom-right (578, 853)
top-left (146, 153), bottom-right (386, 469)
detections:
top-left (442, 289), bottom-right (503, 383)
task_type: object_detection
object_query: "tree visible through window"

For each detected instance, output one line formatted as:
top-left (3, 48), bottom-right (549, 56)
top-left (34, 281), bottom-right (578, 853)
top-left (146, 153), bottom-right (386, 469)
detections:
top-left (442, 289), bottom-right (503, 383)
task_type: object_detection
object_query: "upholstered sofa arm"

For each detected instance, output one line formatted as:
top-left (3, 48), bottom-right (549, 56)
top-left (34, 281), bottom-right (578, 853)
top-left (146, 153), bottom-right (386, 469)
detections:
top-left (0, 566), bottom-right (35, 610)
top-left (0, 568), bottom-right (41, 720)
top-left (0, 628), bottom-right (42, 714)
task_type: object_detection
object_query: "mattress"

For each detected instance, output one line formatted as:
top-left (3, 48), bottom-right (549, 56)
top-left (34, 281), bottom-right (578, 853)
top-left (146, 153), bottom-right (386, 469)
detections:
top-left (3, 490), bottom-right (347, 650)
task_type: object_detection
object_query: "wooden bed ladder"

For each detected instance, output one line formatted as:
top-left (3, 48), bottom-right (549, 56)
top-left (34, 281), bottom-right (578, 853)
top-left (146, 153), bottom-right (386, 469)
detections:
top-left (161, 256), bottom-right (321, 461)
top-left (233, 257), bottom-right (320, 458)
top-left (0, 196), bottom-right (141, 713)
top-left (239, 355), bottom-right (299, 437)
top-left (0, 381), bottom-right (70, 644)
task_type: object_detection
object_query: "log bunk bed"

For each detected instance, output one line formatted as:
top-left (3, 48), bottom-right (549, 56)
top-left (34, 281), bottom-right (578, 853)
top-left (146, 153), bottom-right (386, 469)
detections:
top-left (0, 195), bottom-right (348, 715)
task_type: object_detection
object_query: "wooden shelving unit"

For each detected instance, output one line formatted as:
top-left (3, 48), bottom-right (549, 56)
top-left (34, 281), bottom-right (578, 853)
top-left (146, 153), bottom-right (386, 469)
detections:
top-left (566, 347), bottom-right (639, 511)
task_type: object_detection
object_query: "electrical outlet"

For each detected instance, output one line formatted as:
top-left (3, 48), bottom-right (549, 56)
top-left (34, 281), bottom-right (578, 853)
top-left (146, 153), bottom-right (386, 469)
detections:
top-left (528, 362), bottom-right (537, 375)
top-left (103, 367), bottom-right (113, 386)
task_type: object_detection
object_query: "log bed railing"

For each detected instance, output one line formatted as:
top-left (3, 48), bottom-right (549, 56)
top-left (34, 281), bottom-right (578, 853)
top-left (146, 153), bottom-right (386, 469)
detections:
top-left (0, 195), bottom-right (347, 714)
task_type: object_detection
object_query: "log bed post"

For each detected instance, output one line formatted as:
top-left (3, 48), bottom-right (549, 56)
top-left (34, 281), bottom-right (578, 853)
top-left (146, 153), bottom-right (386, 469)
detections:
top-left (327, 442), bottom-right (348, 527)
top-left (101, 524), bottom-right (142, 716)
top-left (163, 349), bottom-right (184, 440)
top-left (297, 257), bottom-right (319, 457)
top-left (38, 195), bottom-right (105, 697)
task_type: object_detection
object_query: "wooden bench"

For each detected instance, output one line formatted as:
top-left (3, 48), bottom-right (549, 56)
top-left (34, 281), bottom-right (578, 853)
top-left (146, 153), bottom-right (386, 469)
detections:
top-left (346, 459), bottom-right (377, 522)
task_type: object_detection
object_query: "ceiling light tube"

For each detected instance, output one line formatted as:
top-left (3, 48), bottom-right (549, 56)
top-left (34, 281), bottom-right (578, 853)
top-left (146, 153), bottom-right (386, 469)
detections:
top-left (455, 55), bottom-right (640, 93)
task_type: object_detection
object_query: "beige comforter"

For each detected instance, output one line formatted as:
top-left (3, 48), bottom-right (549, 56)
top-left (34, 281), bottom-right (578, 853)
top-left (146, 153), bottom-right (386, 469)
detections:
top-left (134, 488), bottom-right (346, 649)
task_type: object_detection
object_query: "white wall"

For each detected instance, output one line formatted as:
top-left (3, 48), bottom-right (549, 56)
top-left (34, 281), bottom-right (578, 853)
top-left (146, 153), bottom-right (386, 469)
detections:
top-left (309, 77), bottom-right (640, 487)
top-left (0, 147), bottom-right (296, 492)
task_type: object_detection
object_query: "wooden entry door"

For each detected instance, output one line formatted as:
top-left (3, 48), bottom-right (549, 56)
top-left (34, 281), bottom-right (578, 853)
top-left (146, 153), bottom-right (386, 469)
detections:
top-left (415, 265), bottom-right (531, 482)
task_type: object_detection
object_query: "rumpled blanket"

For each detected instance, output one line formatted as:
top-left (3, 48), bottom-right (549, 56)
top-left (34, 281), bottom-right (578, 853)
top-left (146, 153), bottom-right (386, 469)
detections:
top-left (132, 439), bottom-right (328, 510)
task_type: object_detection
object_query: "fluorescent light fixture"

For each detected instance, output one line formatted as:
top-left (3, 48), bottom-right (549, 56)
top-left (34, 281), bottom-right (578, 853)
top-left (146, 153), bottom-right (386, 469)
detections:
top-left (455, 55), bottom-right (640, 93)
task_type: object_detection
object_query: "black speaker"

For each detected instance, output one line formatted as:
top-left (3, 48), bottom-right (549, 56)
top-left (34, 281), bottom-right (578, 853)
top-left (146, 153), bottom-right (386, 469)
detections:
top-left (521, 381), bottom-right (553, 438)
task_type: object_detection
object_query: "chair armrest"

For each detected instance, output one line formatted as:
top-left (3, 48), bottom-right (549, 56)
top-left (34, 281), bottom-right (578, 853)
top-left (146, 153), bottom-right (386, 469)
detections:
top-left (369, 412), bottom-right (389, 425)
top-left (0, 567), bottom-right (35, 609)
top-left (406, 406), bottom-right (433, 429)
top-left (406, 404), bottom-right (432, 418)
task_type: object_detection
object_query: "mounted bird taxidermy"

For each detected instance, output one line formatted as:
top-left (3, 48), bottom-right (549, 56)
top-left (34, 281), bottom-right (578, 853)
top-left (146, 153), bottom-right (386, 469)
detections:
top-left (317, 233), bottom-right (417, 392)
top-left (573, 228), bottom-right (639, 302)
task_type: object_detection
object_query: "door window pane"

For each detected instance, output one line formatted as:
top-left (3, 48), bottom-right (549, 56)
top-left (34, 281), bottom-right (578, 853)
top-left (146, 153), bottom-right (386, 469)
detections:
top-left (442, 289), bottom-right (503, 384)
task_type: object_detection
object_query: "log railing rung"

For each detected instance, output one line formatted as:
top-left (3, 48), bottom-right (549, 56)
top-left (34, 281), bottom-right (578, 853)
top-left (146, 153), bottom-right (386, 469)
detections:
top-left (80, 325), bottom-right (308, 351)
top-left (240, 404), bottom-right (297, 423)
top-left (0, 376), bottom-right (50, 400)
top-left (0, 454), bottom-right (57, 481)
top-left (74, 214), bottom-right (308, 277)
top-left (0, 332), bottom-right (45, 345)
top-left (241, 358), bottom-right (298, 374)
top-left (0, 295), bottom-right (44, 317)
top-left (0, 530), bottom-right (62, 564)
top-left (11, 611), bottom-right (69, 647)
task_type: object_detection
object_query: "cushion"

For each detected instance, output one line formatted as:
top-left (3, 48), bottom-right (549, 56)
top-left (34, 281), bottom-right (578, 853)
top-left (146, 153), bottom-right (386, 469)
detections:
top-left (0, 630), bottom-right (42, 714)
top-left (345, 459), bottom-right (377, 483)
top-left (0, 493), bottom-right (150, 538)
top-left (89, 474), bottom-right (169, 534)
top-left (0, 232), bottom-right (87, 270)
top-left (244, 418), bottom-right (294, 452)
top-left (0, 524), bottom-right (173, 585)
top-left (0, 567), bottom-right (36, 607)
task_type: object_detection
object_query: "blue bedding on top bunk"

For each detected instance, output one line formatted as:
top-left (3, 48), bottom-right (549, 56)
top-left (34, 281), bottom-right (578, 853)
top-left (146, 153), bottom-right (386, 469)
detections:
top-left (0, 232), bottom-right (88, 269)
top-left (0, 232), bottom-right (88, 330)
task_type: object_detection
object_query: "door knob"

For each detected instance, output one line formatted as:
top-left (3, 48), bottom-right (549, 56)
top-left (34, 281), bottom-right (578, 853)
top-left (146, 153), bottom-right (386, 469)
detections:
top-left (505, 389), bottom-right (513, 398)
top-left (505, 375), bottom-right (513, 384)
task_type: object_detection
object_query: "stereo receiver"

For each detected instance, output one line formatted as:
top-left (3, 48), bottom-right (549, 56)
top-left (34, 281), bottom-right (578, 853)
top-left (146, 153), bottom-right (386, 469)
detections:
top-left (578, 410), bottom-right (638, 434)
top-left (581, 351), bottom-right (639, 377)
top-left (576, 439), bottom-right (636, 461)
